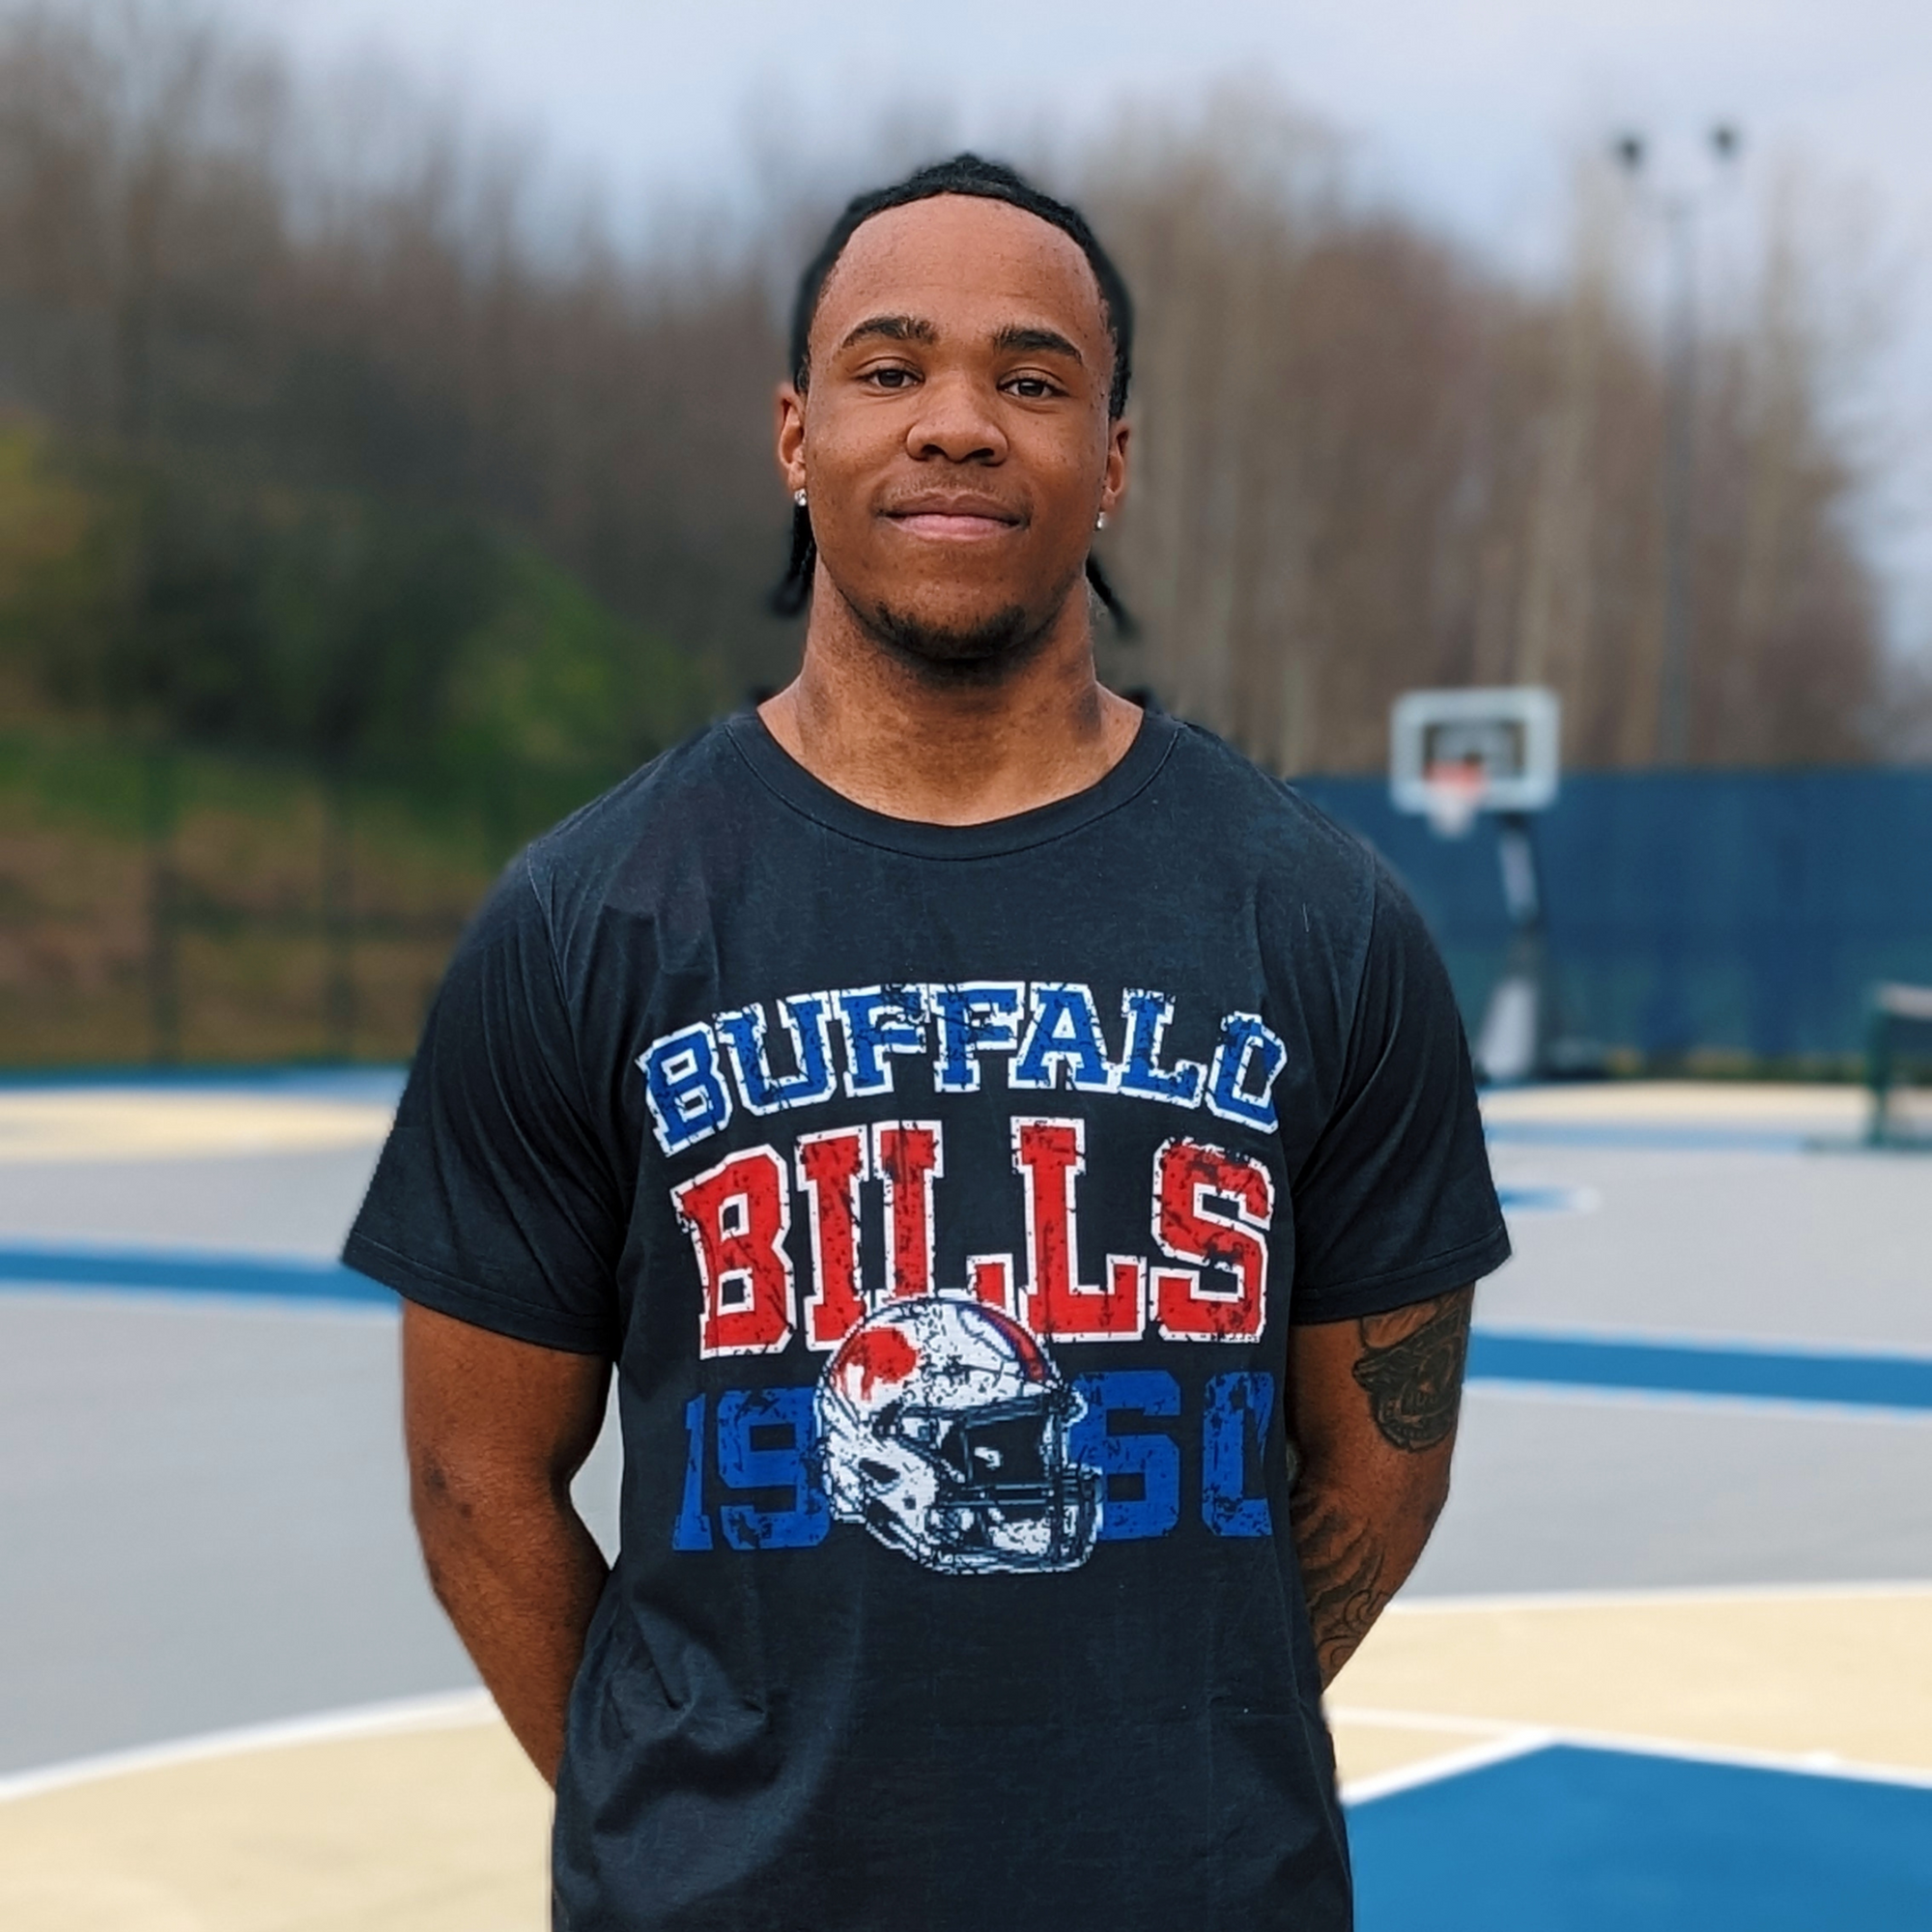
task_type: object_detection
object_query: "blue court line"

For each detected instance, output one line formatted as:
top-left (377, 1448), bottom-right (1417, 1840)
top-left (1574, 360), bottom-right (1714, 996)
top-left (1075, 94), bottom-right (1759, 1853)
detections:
top-left (0, 1067), bottom-right (407, 1099)
top-left (1350, 1743), bottom-right (1932, 1929)
top-left (1468, 1329), bottom-right (1932, 1412)
top-left (1482, 1122), bottom-right (1816, 1152)
top-left (4, 1242), bottom-right (1931, 1412)
top-left (0, 1244), bottom-right (390, 1305)
top-left (1492, 1182), bottom-right (1591, 1213)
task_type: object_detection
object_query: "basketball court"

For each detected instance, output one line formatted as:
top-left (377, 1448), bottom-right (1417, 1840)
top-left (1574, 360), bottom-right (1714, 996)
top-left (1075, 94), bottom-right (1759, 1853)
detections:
top-left (0, 1069), bottom-right (1927, 1928)
top-left (4, 694), bottom-right (1929, 1925)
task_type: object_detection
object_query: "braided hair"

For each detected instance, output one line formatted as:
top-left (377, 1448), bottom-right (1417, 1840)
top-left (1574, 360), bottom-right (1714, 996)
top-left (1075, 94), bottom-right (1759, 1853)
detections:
top-left (771, 153), bottom-right (1136, 634)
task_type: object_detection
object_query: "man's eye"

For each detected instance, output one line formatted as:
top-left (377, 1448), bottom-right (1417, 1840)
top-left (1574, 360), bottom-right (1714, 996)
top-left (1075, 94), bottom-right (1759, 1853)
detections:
top-left (1007, 376), bottom-right (1060, 400)
top-left (866, 367), bottom-right (917, 390)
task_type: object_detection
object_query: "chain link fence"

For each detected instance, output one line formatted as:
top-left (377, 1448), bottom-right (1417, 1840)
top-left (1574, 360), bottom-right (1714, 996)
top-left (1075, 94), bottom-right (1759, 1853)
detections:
top-left (0, 733), bottom-right (611, 1066)
top-left (1298, 766), bottom-right (1932, 1069)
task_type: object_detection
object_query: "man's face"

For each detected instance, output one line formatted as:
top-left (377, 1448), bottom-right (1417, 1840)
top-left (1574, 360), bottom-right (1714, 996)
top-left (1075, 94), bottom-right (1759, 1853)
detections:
top-left (778, 194), bottom-right (1129, 675)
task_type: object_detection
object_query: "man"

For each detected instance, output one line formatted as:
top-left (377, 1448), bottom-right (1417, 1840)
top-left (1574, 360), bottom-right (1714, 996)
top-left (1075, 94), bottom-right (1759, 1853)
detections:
top-left (345, 155), bottom-right (1509, 1931)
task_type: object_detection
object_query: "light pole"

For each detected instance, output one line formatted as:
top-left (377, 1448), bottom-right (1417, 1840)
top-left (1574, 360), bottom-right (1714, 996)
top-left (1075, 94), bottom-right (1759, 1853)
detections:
top-left (1613, 125), bottom-right (1742, 767)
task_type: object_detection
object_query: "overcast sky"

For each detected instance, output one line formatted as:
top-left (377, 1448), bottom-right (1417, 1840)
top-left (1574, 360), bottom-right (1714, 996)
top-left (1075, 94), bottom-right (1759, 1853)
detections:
top-left (227, 0), bottom-right (1932, 654)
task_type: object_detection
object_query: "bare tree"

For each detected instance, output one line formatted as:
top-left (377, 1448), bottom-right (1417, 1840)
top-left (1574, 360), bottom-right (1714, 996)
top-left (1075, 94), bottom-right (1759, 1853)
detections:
top-left (1081, 97), bottom-right (1895, 773)
top-left (0, 9), bottom-right (1901, 772)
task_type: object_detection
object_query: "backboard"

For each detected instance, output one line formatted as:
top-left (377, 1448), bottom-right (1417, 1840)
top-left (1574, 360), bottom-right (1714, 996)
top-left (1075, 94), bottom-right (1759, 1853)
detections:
top-left (1391, 686), bottom-right (1561, 834)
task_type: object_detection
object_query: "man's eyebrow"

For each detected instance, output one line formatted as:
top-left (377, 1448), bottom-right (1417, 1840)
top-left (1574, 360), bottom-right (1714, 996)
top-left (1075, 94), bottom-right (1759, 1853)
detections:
top-left (837, 313), bottom-right (938, 353)
top-left (991, 324), bottom-right (1085, 363)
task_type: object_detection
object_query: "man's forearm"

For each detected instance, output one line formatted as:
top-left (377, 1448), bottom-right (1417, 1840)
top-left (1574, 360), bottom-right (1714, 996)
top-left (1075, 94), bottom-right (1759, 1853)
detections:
top-left (414, 1475), bottom-right (610, 1785)
top-left (1288, 1287), bottom-right (1472, 1688)
top-left (1289, 1474), bottom-right (1435, 1687)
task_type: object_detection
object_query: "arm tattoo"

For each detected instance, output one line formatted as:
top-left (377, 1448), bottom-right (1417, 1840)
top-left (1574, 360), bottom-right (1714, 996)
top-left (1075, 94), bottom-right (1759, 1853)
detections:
top-left (1289, 1483), bottom-right (1391, 1685)
top-left (1350, 1290), bottom-right (1472, 1452)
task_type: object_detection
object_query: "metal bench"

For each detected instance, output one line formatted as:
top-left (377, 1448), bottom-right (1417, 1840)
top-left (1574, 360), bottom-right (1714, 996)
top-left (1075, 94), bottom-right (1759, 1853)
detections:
top-left (1866, 983), bottom-right (1932, 1146)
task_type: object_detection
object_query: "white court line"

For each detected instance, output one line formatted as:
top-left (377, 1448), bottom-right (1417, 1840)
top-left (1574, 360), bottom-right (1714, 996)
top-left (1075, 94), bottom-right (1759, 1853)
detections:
top-left (1334, 1582), bottom-right (1932, 1802)
top-left (6, 1585), bottom-right (1927, 1804)
top-left (1472, 1321), bottom-right (1932, 1365)
top-left (9, 1675), bottom-right (1931, 1815)
top-left (0, 1690), bottom-right (497, 1806)
top-left (1462, 1378), bottom-right (1932, 1425)
top-left (1334, 1703), bottom-right (1932, 1803)
top-left (1387, 1577), bottom-right (1932, 1614)
top-left (1339, 1728), bottom-right (1553, 1804)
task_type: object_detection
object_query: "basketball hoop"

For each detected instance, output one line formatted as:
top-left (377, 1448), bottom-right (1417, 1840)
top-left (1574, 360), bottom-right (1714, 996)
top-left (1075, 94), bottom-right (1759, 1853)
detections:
top-left (1421, 761), bottom-right (1488, 839)
top-left (1390, 687), bottom-right (1560, 827)
top-left (1388, 686), bottom-right (1564, 1081)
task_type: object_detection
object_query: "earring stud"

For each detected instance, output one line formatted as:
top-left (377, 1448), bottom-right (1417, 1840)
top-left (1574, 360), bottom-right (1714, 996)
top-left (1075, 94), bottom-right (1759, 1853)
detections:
top-left (1095, 510), bottom-right (1109, 531)
top-left (794, 488), bottom-right (808, 509)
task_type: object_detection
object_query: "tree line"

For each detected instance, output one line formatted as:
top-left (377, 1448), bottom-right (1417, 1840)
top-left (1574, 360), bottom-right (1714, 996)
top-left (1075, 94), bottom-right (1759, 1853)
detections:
top-left (0, 2), bottom-right (1911, 784)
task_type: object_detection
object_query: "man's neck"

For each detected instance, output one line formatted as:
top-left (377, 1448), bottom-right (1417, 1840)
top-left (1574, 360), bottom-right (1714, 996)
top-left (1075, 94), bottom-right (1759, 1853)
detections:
top-left (758, 586), bottom-right (1143, 827)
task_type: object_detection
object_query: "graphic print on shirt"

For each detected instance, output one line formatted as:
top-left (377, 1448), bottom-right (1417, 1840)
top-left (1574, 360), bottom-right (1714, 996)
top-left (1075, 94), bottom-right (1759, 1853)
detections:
top-left (650, 981), bottom-right (1287, 1576)
top-left (817, 1297), bottom-right (1100, 1575)
top-left (639, 981), bottom-right (1289, 1157)
top-left (669, 1116), bottom-right (1276, 1354)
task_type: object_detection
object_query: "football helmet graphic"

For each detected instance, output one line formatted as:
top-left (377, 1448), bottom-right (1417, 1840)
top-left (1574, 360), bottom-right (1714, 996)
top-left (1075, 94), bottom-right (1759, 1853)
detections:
top-left (816, 1296), bottom-right (1102, 1576)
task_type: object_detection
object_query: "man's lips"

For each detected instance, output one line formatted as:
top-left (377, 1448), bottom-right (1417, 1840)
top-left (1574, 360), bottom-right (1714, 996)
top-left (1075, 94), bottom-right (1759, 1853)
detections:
top-left (881, 497), bottom-right (1023, 541)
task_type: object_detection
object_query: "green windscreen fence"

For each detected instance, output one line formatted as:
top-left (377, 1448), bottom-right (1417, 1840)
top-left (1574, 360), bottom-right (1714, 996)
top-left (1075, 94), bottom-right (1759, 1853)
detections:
top-left (1291, 768), bottom-right (1932, 1064)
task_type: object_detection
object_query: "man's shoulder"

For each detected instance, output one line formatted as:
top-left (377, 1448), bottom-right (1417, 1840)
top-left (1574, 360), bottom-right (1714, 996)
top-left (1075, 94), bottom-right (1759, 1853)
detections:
top-left (1161, 718), bottom-right (1380, 917)
top-left (520, 715), bottom-right (745, 901)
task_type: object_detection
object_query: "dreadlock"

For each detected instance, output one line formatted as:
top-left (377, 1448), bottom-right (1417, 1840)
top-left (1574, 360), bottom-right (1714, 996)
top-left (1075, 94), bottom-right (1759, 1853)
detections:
top-left (771, 153), bottom-right (1136, 635)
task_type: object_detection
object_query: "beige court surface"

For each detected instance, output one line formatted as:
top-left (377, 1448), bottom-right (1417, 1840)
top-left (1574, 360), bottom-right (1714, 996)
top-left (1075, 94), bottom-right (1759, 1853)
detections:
top-left (0, 1091), bottom-right (393, 1164)
top-left (0, 1078), bottom-right (1889, 1167)
top-left (0, 1710), bottom-right (549, 1932)
top-left (1478, 1079), bottom-right (1875, 1134)
top-left (1331, 1584), bottom-right (1932, 1784)
top-left (4, 1586), bottom-right (1927, 1932)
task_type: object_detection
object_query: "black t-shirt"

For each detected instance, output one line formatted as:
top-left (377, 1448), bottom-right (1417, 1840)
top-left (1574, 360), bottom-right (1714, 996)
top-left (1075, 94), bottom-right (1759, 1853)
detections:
top-left (345, 706), bottom-right (1509, 1932)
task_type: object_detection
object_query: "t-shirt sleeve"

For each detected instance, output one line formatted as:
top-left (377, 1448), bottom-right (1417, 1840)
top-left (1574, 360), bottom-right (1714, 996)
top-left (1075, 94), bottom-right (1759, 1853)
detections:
top-left (1288, 858), bottom-right (1511, 1322)
top-left (341, 853), bottom-right (623, 1354)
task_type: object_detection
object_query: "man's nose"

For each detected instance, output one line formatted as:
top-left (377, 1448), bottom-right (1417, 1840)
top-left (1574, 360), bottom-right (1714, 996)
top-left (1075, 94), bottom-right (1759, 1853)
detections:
top-left (904, 374), bottom-right (1008, 464)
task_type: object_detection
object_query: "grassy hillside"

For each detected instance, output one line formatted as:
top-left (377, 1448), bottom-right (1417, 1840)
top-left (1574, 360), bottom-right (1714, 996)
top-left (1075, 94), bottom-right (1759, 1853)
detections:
top-left (0, 412), bottom-right (723, 1066)
top-left (0, 724), bottom-right (668, 1065)
top-left (0, 728), bottom-right (575, 1065)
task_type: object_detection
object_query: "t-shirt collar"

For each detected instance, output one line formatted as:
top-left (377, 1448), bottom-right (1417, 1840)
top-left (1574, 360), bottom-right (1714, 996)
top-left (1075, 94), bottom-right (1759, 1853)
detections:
top-left (724, 701), bottom-right (1179, 860)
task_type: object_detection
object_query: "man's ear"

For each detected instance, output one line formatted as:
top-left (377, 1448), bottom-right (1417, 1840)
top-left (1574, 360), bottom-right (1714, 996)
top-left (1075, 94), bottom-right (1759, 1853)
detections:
top-left (1101, 416), bottom-right (1131, 521)
top-left (776, 383), bottom-right (807, 496)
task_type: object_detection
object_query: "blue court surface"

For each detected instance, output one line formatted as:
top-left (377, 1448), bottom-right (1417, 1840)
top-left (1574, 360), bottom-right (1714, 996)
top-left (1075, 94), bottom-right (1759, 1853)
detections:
top-left (1352, 1744), bottom-right (1932, 1929)
top-left (0, 1074), bottom-right (1927, 1927)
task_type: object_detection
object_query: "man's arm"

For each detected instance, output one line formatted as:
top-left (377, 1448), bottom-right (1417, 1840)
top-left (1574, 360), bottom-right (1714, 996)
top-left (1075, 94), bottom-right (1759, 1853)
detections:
top-left (1283, 1285), bottom-right (1474, 1689)
top-left (402, 1300), bottom-right (612, 1785)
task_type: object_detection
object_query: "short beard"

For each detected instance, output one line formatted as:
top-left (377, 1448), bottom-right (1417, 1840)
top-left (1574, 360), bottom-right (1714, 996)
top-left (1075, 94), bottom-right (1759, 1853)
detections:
top-left (857, 597), bottom-right (1050, 688)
